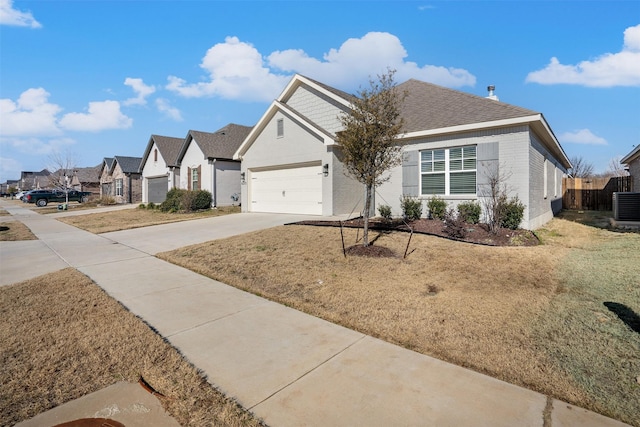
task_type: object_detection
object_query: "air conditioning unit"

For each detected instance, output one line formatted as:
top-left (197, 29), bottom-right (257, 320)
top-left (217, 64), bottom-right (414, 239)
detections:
top-left (613, 192), bottom-right (640, 221)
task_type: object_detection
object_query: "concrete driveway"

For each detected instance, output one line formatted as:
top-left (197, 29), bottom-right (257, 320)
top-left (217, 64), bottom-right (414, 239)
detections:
top-left (100, 212), bottom-right (325, 254)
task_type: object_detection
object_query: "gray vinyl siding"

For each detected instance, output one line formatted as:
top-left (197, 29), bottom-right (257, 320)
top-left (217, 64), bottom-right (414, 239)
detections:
top-left (286, 85), bottom-right (347, 135)
top-left (628, 158), bottom-right (640, 191)
top-left (329, 146), bottom-right (365, 216)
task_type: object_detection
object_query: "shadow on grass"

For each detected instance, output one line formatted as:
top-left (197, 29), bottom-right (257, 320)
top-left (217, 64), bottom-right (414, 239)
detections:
top-left (604, 302), bottom-right (640, 334)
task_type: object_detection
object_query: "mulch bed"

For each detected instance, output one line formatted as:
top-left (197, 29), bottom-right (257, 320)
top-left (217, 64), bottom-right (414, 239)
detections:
top-left (291, 217), bottom-right (540, 248)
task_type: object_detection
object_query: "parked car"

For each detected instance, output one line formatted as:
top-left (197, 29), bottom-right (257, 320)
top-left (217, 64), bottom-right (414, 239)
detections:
top-left (15, 191), bottom-right (26, 200)
top-left (24, 190), bottom-right (92, 207)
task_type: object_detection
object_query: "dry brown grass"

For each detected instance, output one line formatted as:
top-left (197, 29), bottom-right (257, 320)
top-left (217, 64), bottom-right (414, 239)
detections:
top-left (0, 220), bottom-right (37, 241)
top-left (0, 208), bottom-right (9, 216)
top-left (159, 218), bottom-right (640, 426)
top-left (0, 268), bottom-right (263, 427)
top-left (58, 205), bottom-right (240, 233)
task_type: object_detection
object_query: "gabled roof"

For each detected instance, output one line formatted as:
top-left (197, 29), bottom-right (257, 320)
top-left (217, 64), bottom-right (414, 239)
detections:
top-left (72, 165), bottom-right (101, 184)
top-left (397, 79), bottom-right (538, 133)
top-left (111, 156), bottom-right (142, 174)
top-left (621, 144), bottom-right (640, 164)
top-left (179, 124), bottom-right (253, 162)
top-left (140, 134), bottom-right (184, 170)
top-left (235, 74), bottom-right (571, 168)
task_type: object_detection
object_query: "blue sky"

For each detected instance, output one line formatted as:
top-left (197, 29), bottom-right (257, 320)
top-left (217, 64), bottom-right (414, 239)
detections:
top-left (1, 0), bottom-right (639, 183)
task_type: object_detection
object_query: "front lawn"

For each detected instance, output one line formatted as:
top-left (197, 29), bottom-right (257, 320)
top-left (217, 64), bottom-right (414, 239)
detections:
top-left (58, 205), bottom-right (240, 233)
top-left (158, 217), bottom-right (640, 426)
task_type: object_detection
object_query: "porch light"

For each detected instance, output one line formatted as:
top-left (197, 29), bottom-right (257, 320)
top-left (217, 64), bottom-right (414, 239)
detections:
top-left (240, 172), bottom-right (246, 184)
top-left (323, 164), bottom-right (329, 177)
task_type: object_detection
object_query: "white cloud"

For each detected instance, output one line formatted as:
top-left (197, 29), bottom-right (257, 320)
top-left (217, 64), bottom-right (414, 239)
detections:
top-left (167, 32), bottom-right (476, 102)
top-left (167, 36), bottom-right (290, 102)
top-left (0, 0), bottom-right (41, 28)
top-left (0, 88), bottom-right (62, 136)
top-left (526, 24), bottom-right (640, 87)
top-left (59, 100), bottom-right (133, 132)
top-left (559, 129), bottom-right (608, 145)
top-left (155, 98), bottom-right (183, 121)
top-left (123, 78), bottom-right (156, 106)
top-left (2, 136), bottom-right (75, 155)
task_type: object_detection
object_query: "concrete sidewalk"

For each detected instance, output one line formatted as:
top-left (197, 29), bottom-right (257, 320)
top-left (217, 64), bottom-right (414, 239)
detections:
top-left (0, 201), bottom-right (630, 426)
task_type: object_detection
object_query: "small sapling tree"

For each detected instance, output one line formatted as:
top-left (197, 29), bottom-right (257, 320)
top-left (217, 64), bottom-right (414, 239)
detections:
top-left (336, 69), bottom-right (407, 247)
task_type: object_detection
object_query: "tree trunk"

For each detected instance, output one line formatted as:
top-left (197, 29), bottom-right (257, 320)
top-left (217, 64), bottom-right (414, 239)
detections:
top-left (363, 183), bottom-right (373, 247)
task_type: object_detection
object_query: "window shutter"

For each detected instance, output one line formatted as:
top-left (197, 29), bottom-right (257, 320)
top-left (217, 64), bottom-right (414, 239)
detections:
top-left (402, 150), bottom-right (419, 196)
top-left (187, 167), bottom-right (192, 190)
top-left (196, 165), bottom-right (201, 191)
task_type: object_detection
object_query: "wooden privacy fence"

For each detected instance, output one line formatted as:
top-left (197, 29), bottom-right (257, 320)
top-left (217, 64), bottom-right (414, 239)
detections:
top-left (563, 176), bottom-right (633, 211)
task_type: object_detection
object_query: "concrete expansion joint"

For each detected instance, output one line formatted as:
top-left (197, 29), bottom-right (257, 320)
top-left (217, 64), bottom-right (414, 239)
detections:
top-left (166, 303), bottom-right (270, 338)
top-left (248, 334), bottom-right (367, 410)
top-left (543, 395), bottom-right (553, 427)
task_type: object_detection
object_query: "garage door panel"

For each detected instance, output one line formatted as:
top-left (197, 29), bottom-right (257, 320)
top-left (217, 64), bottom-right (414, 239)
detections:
top-left (250, 165), bottom-right (322, 215)
top-left (147, 177), bottom-right (168, 204)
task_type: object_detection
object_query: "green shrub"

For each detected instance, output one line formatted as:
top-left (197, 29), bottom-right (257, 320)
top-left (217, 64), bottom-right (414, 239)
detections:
top-left (138, 203), bottom-right (146, 209)
top-left (500, 196), bottom-right (525, 230)
top-left (457, 201), bottom-right (481, 224)
top-left (427, 196), bottom-right (447, 220)
top-left (400, 195), bottom-right (423, 221)
top-left (147, 202), bottom-right (156, 210)
top-left (160, 188), bottom-right (184, 212)
top-left (192, 190), bottom-right (212, 210)
top-left (378, 204), bottom-right (392, 221)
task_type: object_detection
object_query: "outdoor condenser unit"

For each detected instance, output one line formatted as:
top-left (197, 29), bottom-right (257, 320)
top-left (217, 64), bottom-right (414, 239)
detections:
top-left (613, 192), bottom-right (640, 221)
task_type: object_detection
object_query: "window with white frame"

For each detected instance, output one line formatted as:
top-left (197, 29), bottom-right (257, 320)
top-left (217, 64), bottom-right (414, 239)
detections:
top-left (277, 118), bottom-right (284, 138)
top-left (115, 178), bottom-right (123, 196)
top-left (191, 168), bottom-right (199, 190)
top-left (420, 146), bottom-right (477, 195)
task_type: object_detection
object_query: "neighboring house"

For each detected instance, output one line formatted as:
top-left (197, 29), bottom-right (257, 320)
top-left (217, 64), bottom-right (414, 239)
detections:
top-left (177, 124), bottom-right (252, 207)
top-left (70, 165), bottom-right (101, 194)
top-left (621, 145), bottom-right (639, 191)
top-left (139, 134), bottom-right (183, 203)
top-left (99, 157), bottom-right (115, 198)
top-left (110, 156), bottom-right (143, 204)
top-left (234, 74), bottom-right (571, 229)
top-left (99, 156), bottom-right (142, 203)
top-left (19, 169), bottom-right (51, 191)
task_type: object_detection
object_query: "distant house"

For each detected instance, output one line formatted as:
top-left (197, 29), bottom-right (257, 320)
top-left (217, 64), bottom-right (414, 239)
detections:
top-left (621, 145), bottom-right (639, 192)
top-left (70, 165), bottom-right (101, 194)
top-left (234, 74), bottom-right (571, 229)
top-left (19, 169), bottom-right (51, 191)
top-left (177, 124), bottom-right (252, 207)
top-left (139, 135), bottom-right (183, 204)
top-left (99, 156), bottom-right (143, 203)
top-left (99, 158), bottom-right (115, 198)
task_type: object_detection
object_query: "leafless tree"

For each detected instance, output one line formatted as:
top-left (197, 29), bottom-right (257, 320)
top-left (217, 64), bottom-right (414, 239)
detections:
top-left (603, 156), bottom-right (629, 177)
top-left (478, 162), bottom-right (513, 234)
top-left (47, 151), bottom-right (79, 203)
top-left (568, 155), bottom-right (595, 178)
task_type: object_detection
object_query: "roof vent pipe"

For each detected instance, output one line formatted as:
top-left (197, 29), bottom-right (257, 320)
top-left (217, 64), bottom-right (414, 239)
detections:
top-left (486, 85), bottom-right (499, 101)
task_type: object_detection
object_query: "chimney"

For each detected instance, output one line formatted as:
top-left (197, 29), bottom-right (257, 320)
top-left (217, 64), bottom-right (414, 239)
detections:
top-left (486, 85), bottom-right (499, 101)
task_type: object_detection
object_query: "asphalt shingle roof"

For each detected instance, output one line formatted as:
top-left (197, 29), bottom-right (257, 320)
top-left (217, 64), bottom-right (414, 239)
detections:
top-left (395, 79), bottom-right (539, 133)
top-left (189, 124), bottom-right (253, 160)
top-left (113, 156), bottom-right (143, 174)
top-left (151, 135), bottom-right (183, 167)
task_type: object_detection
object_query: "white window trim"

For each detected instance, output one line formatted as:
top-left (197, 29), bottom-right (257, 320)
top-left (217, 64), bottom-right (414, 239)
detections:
top-left (115, 178), bottom-right (123, 197)
top-left (419, 146), bottom-right (477, 196)
top-left (276, 118), bottom-right (284, 138)
top-left (191, 168), bottom-right (199, 190)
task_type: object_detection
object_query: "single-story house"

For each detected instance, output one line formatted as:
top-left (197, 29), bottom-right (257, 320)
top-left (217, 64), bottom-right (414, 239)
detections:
top-left (100, 156), bottom-right (143, 204)
top-left (233, 74), bottom-right (571, 230)
top-left (177, 124), bottom-right (252, 207)
top-left (621, 145), bottom-right (639, 191)
top-left (18, 169), bottom-right (51, 191)
top-left (139, 135), bottom-right (183, 204)
top-left (70, 165), bottom-right (101, 194)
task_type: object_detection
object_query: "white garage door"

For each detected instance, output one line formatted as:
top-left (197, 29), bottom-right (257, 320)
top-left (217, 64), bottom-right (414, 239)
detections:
top-left (250, 165), bottom-right (322, 215)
